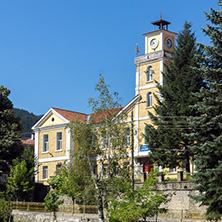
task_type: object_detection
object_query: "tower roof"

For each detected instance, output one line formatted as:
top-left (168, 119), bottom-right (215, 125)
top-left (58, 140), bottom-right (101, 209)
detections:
top-left (151, 18), bottom-right (170, 31)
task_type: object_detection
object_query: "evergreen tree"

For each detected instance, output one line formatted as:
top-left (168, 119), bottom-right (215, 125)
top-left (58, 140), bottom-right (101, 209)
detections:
top-left (145, 22), bottom-right (205, 172)
top-left (188, 4), bottom-right (222, 220)
top-left (0, 86), bottom-right (23, 173)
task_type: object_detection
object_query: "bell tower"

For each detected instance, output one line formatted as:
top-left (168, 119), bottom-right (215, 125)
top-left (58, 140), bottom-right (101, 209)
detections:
top-left (133, 18), bottom-right (177, 176)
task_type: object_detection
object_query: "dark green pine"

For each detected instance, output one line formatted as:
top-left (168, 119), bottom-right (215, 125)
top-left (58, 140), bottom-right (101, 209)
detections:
top-left (0, 86), bottom-right (24, 174)
top-left (188, 5), bottom-right (222, 221)
top-left (146, 22), bottom-right (205, 172)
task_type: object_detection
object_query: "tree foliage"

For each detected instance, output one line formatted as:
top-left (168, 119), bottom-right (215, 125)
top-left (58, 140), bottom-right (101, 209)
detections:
top-left (108, 170), bottom-right (172, 222)
top-left (67, 74), bottom-right (130, 222)
top-left (54, 162), bottom-right (92, 215)
top-left (7, 149), bottom-right (36, 201)
top-left (0, 86), bottom-right (24, 173)
top-left (44, 189), bottom-right (64, 221)
top-left (187, 4), bottom-right (222, 221)
top-left (0, 192), bottom-right (12, 222)
top-left (145, 22), bottom-right (205, 172)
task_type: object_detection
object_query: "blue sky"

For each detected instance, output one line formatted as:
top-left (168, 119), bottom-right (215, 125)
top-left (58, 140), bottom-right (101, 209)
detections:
top-left (0, 0), bottom-right (220, 115)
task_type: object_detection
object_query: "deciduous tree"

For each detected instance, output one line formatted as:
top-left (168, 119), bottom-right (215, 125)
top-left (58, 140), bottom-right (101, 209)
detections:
top-left (7, 149), bottom-right (36, 201)
top-left (108, 170), bottom-right (172, 222)
top-left (68, 74), bottom-right (130, 222)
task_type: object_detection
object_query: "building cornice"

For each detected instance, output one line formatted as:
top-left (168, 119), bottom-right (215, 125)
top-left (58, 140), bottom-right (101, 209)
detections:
top-left (34, 123), bottom-right (68, 132)
top-left (134, 50), bottom-right (173, 66)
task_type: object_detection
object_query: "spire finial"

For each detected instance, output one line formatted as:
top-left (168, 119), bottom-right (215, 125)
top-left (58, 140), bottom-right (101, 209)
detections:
top-left (160, 8), bottom-right (162, 20)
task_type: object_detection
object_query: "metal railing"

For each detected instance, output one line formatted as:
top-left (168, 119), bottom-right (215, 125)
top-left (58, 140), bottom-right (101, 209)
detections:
top-left (12, 201), bottom-right (98, 216)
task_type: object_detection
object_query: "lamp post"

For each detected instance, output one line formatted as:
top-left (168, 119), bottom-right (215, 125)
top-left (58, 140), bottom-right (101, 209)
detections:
top-left (131, 110), bottom-right (134, 190)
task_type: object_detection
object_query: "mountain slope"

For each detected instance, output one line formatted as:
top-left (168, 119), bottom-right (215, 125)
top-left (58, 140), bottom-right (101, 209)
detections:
top-left (13, 108), bottom-right (42, 139)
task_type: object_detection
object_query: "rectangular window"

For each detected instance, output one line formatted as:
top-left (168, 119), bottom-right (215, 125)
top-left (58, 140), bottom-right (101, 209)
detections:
top-left (91, 164), bottom-right (97, 176)
top-left (92, 133), bottom-right (97, 149)
top-left (123, 161), bottom-right (130, 172)
top-left (169, 166), bottom-right (177, 173)
top-left (55, 163), bottom-right (61, 175)
top-left (56, 132), bottom-right (62, 150)
top-left (103, 164), bottom-right (108, 177)
top-left (43, 134), bottom-right (48, 152)
top-left (102, 132), bottom-right (108, 150)
top-left (123, 128), bottom-right (130, 147)
top-left (42, 166), bottom-right (48, 180)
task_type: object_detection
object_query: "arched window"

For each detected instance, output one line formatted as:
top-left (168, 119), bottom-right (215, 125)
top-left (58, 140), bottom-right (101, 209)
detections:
top-left (146, 92), bottom-right (152, 107)
top-left (146, 66), bottom-right (153, 82)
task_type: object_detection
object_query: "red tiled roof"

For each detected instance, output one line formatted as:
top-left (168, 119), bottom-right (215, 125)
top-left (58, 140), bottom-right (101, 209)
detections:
top-left (21, 138), bottom-right (35, 146)
top-left (89, 107), bottom-right (123, 123)
top-left (52, 108), bottom-right (87, 122)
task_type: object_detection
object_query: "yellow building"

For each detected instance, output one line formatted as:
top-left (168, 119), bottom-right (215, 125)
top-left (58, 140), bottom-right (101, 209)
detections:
top-left (127, 18), bottom-right (177, 181)
top-left (33, 18), bottom-right (178, 183)
top-left (32, 108), bottom-right (87, 184)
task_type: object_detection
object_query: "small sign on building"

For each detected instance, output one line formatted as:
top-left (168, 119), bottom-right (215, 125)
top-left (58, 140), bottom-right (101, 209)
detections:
top-left (140, 145), bottom-right (150, 152)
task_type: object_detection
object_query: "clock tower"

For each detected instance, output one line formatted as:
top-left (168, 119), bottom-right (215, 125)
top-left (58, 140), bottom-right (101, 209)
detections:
top-left (133, 18), bottom-right (177, 181)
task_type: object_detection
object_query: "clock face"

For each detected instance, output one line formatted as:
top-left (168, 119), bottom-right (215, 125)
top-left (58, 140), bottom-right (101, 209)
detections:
top-left (150, 38), bottom-right (159, 49)
top-left (165, 37), bottom-right (173, 48)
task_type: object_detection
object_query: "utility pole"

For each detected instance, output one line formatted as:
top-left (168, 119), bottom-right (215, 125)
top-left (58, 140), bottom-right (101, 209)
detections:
top-left (131, 110), bottom-right (134, 190)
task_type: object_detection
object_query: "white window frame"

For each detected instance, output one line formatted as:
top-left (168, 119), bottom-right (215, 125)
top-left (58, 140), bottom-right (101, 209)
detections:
top-left (56, 132), bottom-right (62, 151)
top-left (43, 134), bottom-right (49, 152)
top-left (42, 166), bottom-right (48, 180)
top-left (146, 92), bottom-right (152, 108)
top-left (146, 66), bottom-right (153, 82)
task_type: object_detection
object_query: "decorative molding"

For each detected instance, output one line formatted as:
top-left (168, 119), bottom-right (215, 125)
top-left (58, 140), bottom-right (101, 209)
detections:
top-left (34, 131), bottom-right (39, 182)
top-left (32, 108), bottom-right (69, 130)
top-left (36, 123), bottom-right (68, 132)
top-left (136, 83), bottom-right (157, 91)
top-left (134, 50), bottom-right (173, 67)
top-left (38, 156), bottom-right (69, 163)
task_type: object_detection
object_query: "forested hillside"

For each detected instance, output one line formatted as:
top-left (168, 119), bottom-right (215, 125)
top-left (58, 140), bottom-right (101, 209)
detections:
top-left (13, 108), bottom-right (42, 139)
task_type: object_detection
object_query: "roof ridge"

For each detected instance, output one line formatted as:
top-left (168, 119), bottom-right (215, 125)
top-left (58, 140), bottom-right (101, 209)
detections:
top-left (52, 107), bottom-right (87, 116)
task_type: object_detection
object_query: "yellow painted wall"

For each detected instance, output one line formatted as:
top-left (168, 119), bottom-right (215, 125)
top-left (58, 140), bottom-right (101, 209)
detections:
top-left (38, 160), bottom-right (65, 185)
top-left (38, 128), bottom-right (67, 159)
top-left (40, 113), bottom-right (65, 127)
top-left (139, 61), bottom-right (160, 86)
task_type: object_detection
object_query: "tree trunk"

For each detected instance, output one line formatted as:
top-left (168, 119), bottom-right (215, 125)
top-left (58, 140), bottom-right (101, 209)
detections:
top-left (95, 182), bottom-right (105, 222)
top-left (185, 151), bottom-right (190, 173)
top-left (97, 195), bottom-right (105, 222)
top-left (72, 197), bottom-right (75, 216)
top-left (53, 210), bottom-right (56, 221)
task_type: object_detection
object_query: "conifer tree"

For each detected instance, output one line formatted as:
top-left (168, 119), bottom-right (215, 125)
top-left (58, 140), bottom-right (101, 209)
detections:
top-left (0, 86), bottom-right (23, 173)
top-left (145, 22), bottom-right (205, 172)
top-left (188, 4), bottom-right (222, 220)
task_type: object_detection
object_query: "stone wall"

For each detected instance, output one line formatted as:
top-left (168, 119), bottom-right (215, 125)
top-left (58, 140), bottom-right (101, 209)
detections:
top-left (12, 211), bottom-right (104, 222)
top-left (136, 181), bottom-right (206, 211)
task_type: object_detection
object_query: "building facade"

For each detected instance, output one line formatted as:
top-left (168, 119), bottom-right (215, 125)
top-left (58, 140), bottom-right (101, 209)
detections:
top-left (33, 18), bottom-right (180, 183)
top-left (32, 108), bottom-right (87, 184)
top-left (132, 18), bottom-right (177, 181)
